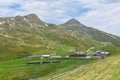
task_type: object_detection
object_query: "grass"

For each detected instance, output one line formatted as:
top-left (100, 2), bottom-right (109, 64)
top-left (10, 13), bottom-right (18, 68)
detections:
top-left (57, 55), bottom-right (120, 80)
top-left (0, 58), bottom-right (96, 80)
top-left (0, 14), bottom-right (120, 80)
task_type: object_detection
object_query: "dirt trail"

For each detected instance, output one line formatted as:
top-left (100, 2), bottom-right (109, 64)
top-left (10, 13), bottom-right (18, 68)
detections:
top-left (49, 66), bottom-right (84, 80)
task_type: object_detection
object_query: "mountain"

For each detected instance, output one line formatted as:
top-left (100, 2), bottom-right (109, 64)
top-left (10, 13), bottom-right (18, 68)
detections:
top-left (0, 14), bottom-right (100, 61)
top-left (0, 14), bottom-right (120, 80)
top-left (61, 19), bottom-right (120, 47)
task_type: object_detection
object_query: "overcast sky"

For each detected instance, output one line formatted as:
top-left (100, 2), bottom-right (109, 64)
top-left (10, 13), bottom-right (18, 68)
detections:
top-left (0, 0), bottom-right (120, 36)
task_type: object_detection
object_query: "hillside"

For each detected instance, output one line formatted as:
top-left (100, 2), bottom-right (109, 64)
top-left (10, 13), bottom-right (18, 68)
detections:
top-left (56, 54), bottom-right (120, 80)
top-left (0, 14), bottom-right (120, 80)
top-left (61, 19), bottom-right (120, 47)
top-left (0, 14), bottom-right (99, 61)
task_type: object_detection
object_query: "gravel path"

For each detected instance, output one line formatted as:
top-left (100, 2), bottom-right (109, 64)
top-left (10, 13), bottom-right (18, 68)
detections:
top-left (49, 66), bottom-right (84, 80)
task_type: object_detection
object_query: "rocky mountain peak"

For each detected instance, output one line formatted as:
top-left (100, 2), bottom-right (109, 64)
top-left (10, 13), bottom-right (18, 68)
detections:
top-left (24, 14), bottom-right (38, 19)
top-left (23, 13), bottom-right (45, 27)
top-left (65, 18), bottom-right (80, 25)
top-left (24, 14), bottom-right (41, 21)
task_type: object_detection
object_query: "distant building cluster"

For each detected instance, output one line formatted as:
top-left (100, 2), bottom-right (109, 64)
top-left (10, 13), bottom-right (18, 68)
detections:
top-left (28, 54), bottom-right (62, 59)
top-left (93, 50), bottom-right (109, 59)
top-left (28, 50), bottom-right (109, 59)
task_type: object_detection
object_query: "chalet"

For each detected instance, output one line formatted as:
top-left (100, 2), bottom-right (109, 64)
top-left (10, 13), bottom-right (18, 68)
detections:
top-left (28, 55), bottom-right (51, 59)
top-left (28, 54), bottom-right (62, 59)
top-left (68, 53), bottom-right (87, 58)
top-left (50, 55), bottom-right (62, 58)
top-left (93, 50), bottom-right (109, 59)
top-left (41, 55), bottom-right (51, 59)
top-left (41, 55), bottom-right (62, 59)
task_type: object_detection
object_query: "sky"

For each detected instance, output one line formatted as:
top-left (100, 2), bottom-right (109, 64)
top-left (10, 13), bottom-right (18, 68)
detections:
top-left (0, 0), bottom-right (120, 36)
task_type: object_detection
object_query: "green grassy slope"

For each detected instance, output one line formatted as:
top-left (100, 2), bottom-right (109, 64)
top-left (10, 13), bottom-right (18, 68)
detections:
top-left (0, 14), bottom-right (120, 80)
top-left (0, 58), bottom-right (96, 80)
top-left (57, 54), bottom-right (120, 80)
top-left (0, 44), bottom-right (119, 80)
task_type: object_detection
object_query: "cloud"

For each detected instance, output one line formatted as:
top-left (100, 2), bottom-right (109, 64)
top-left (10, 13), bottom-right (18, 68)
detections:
top-left (76, 0), bottom-right (120, 36)
top-left (0, 0), bottom-right (120, 36)
top-left (9, 3), bottom-right (23, 11)
top-left (100, 0), bottom-right (120, 4)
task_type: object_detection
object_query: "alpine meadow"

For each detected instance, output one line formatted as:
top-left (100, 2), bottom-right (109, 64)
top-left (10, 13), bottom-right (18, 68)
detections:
top-left (0, 1), bottom-right (120, 80)
top-left (0, 13), bottom-right (120, 80)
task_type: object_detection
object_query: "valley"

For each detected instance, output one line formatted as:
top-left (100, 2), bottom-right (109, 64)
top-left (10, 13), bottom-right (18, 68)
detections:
top-left (0, 14), bottom-right (120, 80)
